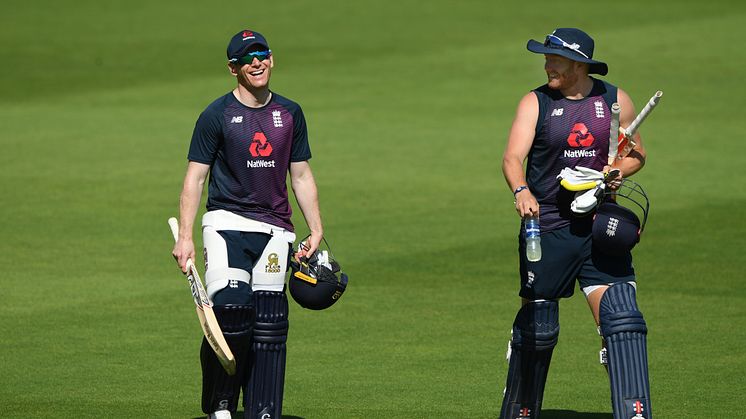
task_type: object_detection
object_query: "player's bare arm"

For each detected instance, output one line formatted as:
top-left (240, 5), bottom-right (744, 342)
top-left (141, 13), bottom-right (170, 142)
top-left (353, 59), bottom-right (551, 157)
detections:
top-left (502, 92), bottom-right (540, 218)
top-left (172, 161), bottom-right (210, 273)
top-left (290, 161), bottom-right (323, 258)
top-left (610, 88), bottom-right (647, 178)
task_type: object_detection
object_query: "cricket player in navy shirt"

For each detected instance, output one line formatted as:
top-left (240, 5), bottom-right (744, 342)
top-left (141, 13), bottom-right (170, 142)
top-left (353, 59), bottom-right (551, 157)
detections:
top-left (172, 29), bottom-right (323, 419)
top-left (499, 28), bottom-right (653, 419)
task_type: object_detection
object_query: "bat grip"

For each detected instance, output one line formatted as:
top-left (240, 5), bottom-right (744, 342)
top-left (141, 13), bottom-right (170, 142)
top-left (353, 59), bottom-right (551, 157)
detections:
top-left (169, 217), bottom-right (196, 270)
top-left (625, 91), bottom-right (663, 137)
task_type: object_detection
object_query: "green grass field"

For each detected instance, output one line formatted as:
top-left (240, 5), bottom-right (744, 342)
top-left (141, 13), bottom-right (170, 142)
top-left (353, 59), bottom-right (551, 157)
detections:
top-left (2, 0), bottom-right (745, 417)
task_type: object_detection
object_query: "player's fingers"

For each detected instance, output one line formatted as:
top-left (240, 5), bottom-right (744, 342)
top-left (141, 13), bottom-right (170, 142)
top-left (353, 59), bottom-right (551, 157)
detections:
top-left (172, 248), bottom-right (184, 270)
top-left (305, 243), bottom-right (319, 258)
top-left (518, 196), bottom-right (538, 216)
top-left (305, 234), bottom-right (323, 258)
top-left (516, 202), bottom-right (531, 218)
top-left (178, 256), bottom-right (188, 273)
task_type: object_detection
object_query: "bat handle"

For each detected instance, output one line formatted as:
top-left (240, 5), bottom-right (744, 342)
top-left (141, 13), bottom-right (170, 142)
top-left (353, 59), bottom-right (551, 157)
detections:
top-left (168, 217), bottom-right (180, 242)
top-left (169, 217), bottom-right (197, 270)
top-left (608, 102), bottom-right (621, 165)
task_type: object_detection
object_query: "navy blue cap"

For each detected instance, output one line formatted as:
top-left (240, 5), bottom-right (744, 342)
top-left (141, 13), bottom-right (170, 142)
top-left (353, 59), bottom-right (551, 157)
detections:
top-left (527, 28), bottom-right (608, 75)
top-left (227, 30), bottom-right (270, 62)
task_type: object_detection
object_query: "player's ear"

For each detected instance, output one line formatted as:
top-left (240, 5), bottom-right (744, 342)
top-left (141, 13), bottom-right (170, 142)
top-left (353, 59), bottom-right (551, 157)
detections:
top-left (228, 62), bottom-right (239, 77)
top-left (269, 55), bottom-right (274, 69)
top-left (576, 61), bottom-right (589, 75)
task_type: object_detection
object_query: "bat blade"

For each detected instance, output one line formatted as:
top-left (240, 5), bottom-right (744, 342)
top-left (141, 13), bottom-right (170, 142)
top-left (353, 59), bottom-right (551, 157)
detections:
top-left (168, 217), bottom-right (236, 375)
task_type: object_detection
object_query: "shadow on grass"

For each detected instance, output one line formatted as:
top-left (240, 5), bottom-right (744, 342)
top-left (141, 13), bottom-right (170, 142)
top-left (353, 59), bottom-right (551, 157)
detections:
top-left (191, 413), bottom-right (304, 419)
top-left (542, 410), bottom-right (612, 418)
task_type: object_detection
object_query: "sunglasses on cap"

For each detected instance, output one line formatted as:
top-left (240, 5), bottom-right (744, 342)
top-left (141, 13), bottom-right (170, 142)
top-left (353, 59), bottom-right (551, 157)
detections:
top-left (238, 50), bottom-right (272, 65)
top-left (544, 34), bottom-right (589, 59)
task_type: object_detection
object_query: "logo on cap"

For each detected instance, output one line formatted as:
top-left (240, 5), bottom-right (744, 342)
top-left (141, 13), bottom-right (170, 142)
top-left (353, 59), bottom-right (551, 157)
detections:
top-left (242, 31), bottom-right (255, 40)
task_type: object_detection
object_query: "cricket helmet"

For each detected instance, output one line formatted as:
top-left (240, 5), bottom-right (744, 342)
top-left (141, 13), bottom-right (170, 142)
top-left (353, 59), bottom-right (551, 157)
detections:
top-left (592, 178), bottom-right (650, 253)
top-left (289, 238), bottom-right (349, 310)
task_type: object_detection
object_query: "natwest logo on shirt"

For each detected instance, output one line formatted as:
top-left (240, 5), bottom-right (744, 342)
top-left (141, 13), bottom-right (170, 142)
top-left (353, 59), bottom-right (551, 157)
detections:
top-left (566, 123), bottom-right (595, 147)
top-left (563, 122), bottom-right (597, 158)
top-left (249, 132), bottom-right (273, 157)
top-left (247, 132), bottom-right (276, 168)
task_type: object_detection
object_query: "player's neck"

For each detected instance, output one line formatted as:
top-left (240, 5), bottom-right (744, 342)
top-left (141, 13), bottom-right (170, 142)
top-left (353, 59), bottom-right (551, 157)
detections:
top-left (560, 76), bottom-right (593, 100)
top-left (234, 85), bottom-right (272, 108)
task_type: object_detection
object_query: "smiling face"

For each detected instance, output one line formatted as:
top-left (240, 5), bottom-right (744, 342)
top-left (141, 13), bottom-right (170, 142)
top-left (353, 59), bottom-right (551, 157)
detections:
top-left (229, 44), bottom-right (274, 93)
top-left (544, 54), bottom-right (586, 90)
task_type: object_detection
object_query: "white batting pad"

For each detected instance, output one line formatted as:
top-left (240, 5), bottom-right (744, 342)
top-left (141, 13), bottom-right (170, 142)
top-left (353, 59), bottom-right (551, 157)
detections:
top-left (203, 209), bottom-right (274, 234)
top-left (252, 229), bottom-right (296, 292)
top-left (202, 226), bottom-right (252, 300)
top-left (201, 210), bottom-right (295, 295)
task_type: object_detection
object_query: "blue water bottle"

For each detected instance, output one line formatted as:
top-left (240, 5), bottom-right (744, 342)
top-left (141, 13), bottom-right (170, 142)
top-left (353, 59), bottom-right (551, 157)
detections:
top-left (525, 215), bottom-right (542, 262)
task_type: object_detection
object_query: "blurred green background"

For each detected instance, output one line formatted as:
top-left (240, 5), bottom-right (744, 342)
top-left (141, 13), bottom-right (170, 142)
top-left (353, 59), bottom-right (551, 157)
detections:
top-left (1, 0), bottom-right (744, 417)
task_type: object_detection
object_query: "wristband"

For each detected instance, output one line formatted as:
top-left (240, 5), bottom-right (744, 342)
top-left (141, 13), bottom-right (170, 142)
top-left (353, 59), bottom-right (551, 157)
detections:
top-left (513, 185), bottom-right (529, 196)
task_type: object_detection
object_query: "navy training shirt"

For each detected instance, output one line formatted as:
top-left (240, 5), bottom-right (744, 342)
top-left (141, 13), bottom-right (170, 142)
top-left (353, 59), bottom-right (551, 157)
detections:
top-left (527, 77), bottom-right (617, 232)
top-left (188, 91), bottom-right (312, 231)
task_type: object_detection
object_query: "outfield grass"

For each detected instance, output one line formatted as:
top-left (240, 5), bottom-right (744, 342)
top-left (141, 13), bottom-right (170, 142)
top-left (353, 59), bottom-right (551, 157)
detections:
top-left (2, 0), bottom-right (745, 417)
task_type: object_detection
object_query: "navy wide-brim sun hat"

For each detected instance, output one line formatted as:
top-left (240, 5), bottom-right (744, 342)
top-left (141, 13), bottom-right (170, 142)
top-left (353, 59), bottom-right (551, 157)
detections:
top-left (527, 28), bottom-right (608, 76)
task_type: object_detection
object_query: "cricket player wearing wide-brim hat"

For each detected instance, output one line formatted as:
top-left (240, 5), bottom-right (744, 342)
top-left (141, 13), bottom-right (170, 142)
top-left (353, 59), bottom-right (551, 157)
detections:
top-left (498, 27), bottom-right (654, 419)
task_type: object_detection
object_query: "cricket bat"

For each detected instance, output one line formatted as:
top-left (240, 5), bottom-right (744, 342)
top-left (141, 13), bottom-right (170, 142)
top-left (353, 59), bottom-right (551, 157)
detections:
top-left (613, 90), bottom-right (663, 160)
top-left (168, 217), bottom-right (236, 375)
top-left (608, 102), bottom-right (621, 165)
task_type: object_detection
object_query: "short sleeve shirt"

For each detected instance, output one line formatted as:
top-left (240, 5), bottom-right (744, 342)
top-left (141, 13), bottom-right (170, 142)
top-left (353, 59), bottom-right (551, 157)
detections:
top-left (188, 91), bottom-right (311, 231)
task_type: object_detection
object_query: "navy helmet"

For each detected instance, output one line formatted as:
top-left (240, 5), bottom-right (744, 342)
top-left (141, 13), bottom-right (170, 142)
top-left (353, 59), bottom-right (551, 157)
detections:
top-left (593, 178), bottom-right (649, 253)
top-left (289, 238), bottom-right (348, 310)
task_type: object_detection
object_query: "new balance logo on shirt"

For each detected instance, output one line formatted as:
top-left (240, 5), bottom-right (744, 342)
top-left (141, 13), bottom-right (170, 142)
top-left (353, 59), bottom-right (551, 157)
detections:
top-left (551, 108), bottom-right (564, 117)
top-left (230, 116), bottom-right (243, 123)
